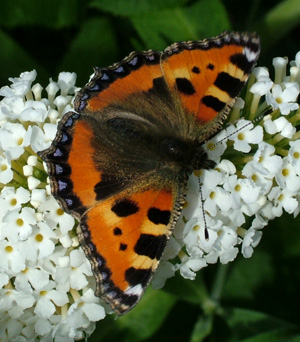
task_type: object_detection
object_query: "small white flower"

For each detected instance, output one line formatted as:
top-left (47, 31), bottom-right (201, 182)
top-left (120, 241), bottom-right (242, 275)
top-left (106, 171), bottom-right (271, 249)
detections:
top-left (288, 140), bottom-right (300, 174)
top-left (226, 120), bottom-right (263, 153)
top-left (0, 155), bottom-right (13, 185)
top-left (266, 83), bottom-right (299, 114)
top-left (0, 70), bottom-right (37, 98)
top-left (0, 240), bottom-right (26, 273)
top-left (20, 100), bottom-right (49, 122)
top-left (250, 67), bottom-right (273, 96)
top-left (38, 196), bottom-right (75, 233)
top-left (30, 123), bottom-right (58, 153)
top-left (273, 56), bottom-right (288, 84)
top-left (0, 289), bottom-right (35, 319)
top-left (0, 122), bottom-right (32, 160)
top-left (1, 186), bottom-right (30, 212)
top-left (177, 254), bottom-right (207, 280)
top-left (240, 228), bottom-right (263, 258)
top-left (2, 207), bottom-right (37, 241)
top-left (268, 187), bottom-right (298, 216)
top-left (204, 186), bottom-right (232, 216)
top-left (251, 142), bottom-right (283, 176)
top-left (264, 116), bottom-right (296, 138)
top-left (223, 175), bottom-right (260, 209)
top-left (57, 72), bottom-right (77, 96)
top-left (152, 261), bottom-right (176, 289)
top-left (55, 249), bottom-right (92, 292)
top-left (20, 222), bottom-right (57, 261)
top-left (14, 266), bottom-right (50, 292)
top-left (275, 158), bottom-right (300, 192)
top-left (242, 162), bottom-right (272, 195)
top-left (34, 281), bottom-right (69, 319)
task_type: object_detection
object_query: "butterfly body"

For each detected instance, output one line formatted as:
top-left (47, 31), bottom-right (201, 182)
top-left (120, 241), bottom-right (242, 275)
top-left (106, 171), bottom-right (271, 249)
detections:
top-left (39, 31), bottom-right (260, 315)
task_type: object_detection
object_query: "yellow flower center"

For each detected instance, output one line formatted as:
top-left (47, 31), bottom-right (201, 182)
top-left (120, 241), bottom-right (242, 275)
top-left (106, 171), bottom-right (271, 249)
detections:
top-left (235, 184), bottom-right (241, 192)
top-left (10, 198), bottom-right (17, 206)
top-left (278, 194), bottom-right (284, 201)
top-left (282, 168), bottom-right (289, 177)
top-left (16, 218), bottom-right (24, 226)
top-left (293, 152), bottom-right (300, 159)
top-left (252, 174), bottom-right (258, 182)
top-left (238, 132), bottom-right (245, 140)
top-left (5, 245), bottom-right (13, 253)
top-left (1, 164), bottom-right (7, 171)
top-left (35, 234), bottom-right (44, 242)
top-left (56, 208), bottom-right (64, 216)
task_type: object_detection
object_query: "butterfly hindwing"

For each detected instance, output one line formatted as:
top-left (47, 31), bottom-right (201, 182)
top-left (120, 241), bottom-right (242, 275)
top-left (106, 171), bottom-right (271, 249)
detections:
top-left (79, 187), bottom-right (181, 314)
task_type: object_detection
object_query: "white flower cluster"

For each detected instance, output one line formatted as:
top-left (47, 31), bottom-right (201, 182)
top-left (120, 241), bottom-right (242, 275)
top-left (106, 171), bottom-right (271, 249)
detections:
top-left (0, 71), bottom-right (105, 341)
top-left (153, 52), bottom-right (300, 285)
top-left (1, 50), bottom-right (300, 340)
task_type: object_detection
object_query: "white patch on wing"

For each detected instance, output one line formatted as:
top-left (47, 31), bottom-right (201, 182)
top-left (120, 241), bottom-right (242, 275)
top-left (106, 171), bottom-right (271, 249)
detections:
top-left (125, 284), bottom-right (143, 296)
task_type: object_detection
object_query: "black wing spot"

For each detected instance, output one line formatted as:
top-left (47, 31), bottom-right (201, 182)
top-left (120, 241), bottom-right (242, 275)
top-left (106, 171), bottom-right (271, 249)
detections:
top-left (175, 77), bottom-right (196, 95)
top-left (192, 66), bottom-right (200, 74)
top-left (202, 95), bottom-right (225, 112)
top-left (125, 267), bottom-right (152, 287)
top-left (119, 243), bottom-right (127, 251)
top-left (207, 63), bottom-right (214, 70)
top-left (113, 227), bottom-right (122, 236)
top-left (214, 72), bottom-right (245, 98)
top-left (148, 207), bottom-right (170, 225)
top-left (230, 53), bottom-right (252, 74)
top-left (111, 198), bottom-right (139, 217)
top-left (134, 234), bottom-right (167, 260)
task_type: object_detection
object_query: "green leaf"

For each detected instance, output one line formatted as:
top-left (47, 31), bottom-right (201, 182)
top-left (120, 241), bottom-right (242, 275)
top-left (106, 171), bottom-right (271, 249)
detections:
top-left (164, 272), bottom-right (209, 305)
top-left (58, 17), bottom-right (118, 87)
top-left (252, 0), bottom-right (300, 50)
top-left (223, 249), bottom-right (273, 301)
top-left (93, 288), bottom-right (176, 342)
top-left (116, 288), bottom-right (176, 341)
top-left (224, 307), bottom-right (300, 342)
top-left (190, 315), bottom-right (213, 342)
top-left (0, 29), bottom-right (48, 87)
top-left (90, 0), bottom-right (185, 16)
top-left (131, 0), bottom-right (230, 50)
top-left (0, 0), bottom-right (80, 28)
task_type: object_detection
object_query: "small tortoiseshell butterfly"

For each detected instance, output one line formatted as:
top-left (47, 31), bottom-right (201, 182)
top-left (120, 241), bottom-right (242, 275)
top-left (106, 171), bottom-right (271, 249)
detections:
top-left (39, 31), bottom-right (260, 315)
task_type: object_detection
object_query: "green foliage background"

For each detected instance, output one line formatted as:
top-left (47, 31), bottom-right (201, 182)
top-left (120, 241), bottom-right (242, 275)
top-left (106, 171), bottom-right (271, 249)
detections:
top-left (1, 0), bottom-right (300, 341)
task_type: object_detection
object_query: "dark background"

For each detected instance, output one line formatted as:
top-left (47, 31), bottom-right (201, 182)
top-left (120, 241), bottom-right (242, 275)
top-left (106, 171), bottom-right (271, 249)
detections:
top-left (1, 0), bottom-right (300, 341)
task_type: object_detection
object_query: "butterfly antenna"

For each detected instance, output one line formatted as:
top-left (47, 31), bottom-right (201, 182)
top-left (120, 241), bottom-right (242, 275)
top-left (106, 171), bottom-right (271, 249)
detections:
top-left (198, 176), bottom-right (209, 241)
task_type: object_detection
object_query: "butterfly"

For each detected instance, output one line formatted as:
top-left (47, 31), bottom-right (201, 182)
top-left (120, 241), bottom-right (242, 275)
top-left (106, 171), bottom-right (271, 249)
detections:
top-left (39, 31), bottom-right (260, 315)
